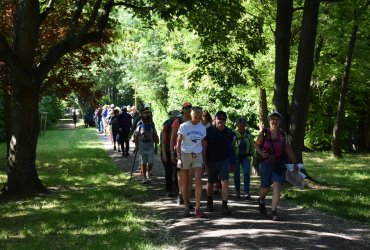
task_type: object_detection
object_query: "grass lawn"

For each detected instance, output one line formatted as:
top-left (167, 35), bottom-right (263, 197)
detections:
top-left (282, 151), bottom-right (370, 224)
top-left (0, 128), bottom-right (175, 249)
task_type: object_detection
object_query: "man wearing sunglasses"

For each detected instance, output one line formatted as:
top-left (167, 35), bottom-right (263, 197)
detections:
top-left (203, 111), bottom-right (235, 216)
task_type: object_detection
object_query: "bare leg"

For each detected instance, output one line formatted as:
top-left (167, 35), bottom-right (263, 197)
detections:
top-left (180, 169), bottom-right (190, 210)
top-left (221, 180), bottom-right (229, 201)
top-left (193, 168), bottom-right (203, 210)
top-left (271, 182), bottom-right (282, 210)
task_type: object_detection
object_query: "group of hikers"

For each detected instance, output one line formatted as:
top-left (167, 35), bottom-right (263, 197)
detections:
top-left (94, 101), bottom-right (300, 221)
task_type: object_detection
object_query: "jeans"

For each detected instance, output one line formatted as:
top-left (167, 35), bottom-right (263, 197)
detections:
top-left (234, 156), bottom-right (251, 194)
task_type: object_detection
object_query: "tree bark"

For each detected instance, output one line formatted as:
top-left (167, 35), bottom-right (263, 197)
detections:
top-left (290, 0), bottom-right (320, 163)
top-left (331, 23), bottom-right (359, 157)
top-left (258, 87), bottom-right (269, 130)
top-left (274, 0), bottom-right (293, 131)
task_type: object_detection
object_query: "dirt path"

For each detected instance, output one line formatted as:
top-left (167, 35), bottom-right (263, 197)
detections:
top-left (98, 133), bottom-right (370, 250)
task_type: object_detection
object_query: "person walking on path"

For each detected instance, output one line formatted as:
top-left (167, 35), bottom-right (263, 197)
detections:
top-left (233, 117), bottom-right (255, 199)
top-left (176, 107), bottom-right (206, 218)
top-left (204, 111), bottom-right (235, 216)
top-left (255, 111), bottom-right (299, 221)
top-left (134, 111), bottom-right (159, 184)
top-left (72, 111), bottom-right (77, 129)
top-left (170, 102), bottom-right (193, 205)
top-left (109, 108), bottom-right (121, 151)
top-left (118, 106), bottom-right (132, 157)
top-left (161, 110), bottom-right (180, 197)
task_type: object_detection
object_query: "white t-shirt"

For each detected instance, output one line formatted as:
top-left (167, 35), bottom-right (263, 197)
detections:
top-left (178, 120), bottom-right (206, 154)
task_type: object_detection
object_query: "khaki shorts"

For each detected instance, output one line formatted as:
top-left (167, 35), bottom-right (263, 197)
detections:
top-left (179, 152), bottom-right (203, 170)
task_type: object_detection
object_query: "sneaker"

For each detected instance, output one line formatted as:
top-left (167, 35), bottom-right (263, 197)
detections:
top-left (183, 208), bottom-right (191, 217)
top-left (188, 202), bottom-right (194, 211)
top-left (118, 149), bottom-right (121, 152)
top-left (258, 198), bottom-right (267, 215)
top-left (236, 191), bottom-right (241, 199)
top-left (195, 208), bottom-right (206, 218)
top-left (272, 210), bottom-right (280, 221)
top-left (166, 192), bottom-right (173, 197)
top-left (142, 177), bottom-right (149, 184)
top-left (206, 197), bottom-right (214, 212)
top-left (245, 194), bottom-right (251, 200)
top-left (177, 194), bottom-right (184, 205)
top-left (222, 205), bottom-right (232, 216)
top-left (113, 146), bottom-right (116, 151)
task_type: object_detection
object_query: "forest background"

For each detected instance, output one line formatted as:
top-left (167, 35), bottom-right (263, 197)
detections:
top-left (0, 0), bottom-right (369, 195)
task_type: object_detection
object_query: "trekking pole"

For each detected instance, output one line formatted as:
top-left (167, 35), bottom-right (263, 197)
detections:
top-left (130, 138), bottom-right (139, 182)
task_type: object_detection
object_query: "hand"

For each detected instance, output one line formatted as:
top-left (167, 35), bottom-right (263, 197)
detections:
top-left (162, 154), bottom-right (167, 163)
top-left (294, 163), bottom-right (299, 173)
top-left (230, 165), bottom-right (235, 173)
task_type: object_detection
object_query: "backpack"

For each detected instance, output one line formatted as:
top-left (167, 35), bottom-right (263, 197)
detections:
top-left (137, 122), bottom-right (159, 144)
top-left (234, 129), bottom-right (253, 156)
top-left (160, 119), bottom-right (173, 150)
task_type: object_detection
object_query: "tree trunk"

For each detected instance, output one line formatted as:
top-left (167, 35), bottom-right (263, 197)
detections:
top-left (290, 0), bottom-right (320, 163)
top-left (274, 0), bottom-right (293, 131)
top-left (331, 23), bottom-right (359, 157)
top-left (4, 78), bottom-right (47, 195)
top-left (258, 87), bottom-right (269, 130)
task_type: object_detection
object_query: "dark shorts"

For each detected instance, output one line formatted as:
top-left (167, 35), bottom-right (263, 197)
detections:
top-left (259, 161), bottom-right (286, 188)
top-left (207, 159), bottom-right (230, 184)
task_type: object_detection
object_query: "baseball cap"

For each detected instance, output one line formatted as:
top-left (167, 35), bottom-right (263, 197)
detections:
top-left (268, 111), bottom-right (282, 119)
top-left (215, 111), bottom-right (227, 120)
top-left (236, 117), bottom-right (247, 125)
top-left (182, 102), bottom-right (192, 108)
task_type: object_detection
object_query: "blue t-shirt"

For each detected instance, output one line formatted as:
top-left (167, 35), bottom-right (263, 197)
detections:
top-left (205, 125), bottom-right (234, 163)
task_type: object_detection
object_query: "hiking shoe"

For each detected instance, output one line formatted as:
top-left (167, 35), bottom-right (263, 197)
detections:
top-left (206, 197), bottom-right (214, 212)
top-left (236, 191), bottom-right (241, 199)
top-left (118, 149), bottom-right (121, 152)
top-left (142, 177), bottom-right (149, 184)
top-left (195, 208), bottom-right (206, 218)
top-left (183, 208), bottom-right (191, 217)
top-left (146, 177), bottom-right (152, 183)
top-left (272, 210), bottom-right (280, 221)
top-left (258, 198), bottom-right (267, 215)
top-left (188, 202), bottom-right (194, 211)
top-left (222, 205), bottom-right (232, 216)
top-left (113, 146), bottom-right (116, 151)
top-left (177, 194), bottom-right (184, 205)
top-left (245, 194), bottom-right (251, 200)
top-left (166, 192), bottom-right (173, 197)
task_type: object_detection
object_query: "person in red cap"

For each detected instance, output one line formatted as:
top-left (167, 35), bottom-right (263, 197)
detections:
top-left (170, 102), bottom-right (193, 206)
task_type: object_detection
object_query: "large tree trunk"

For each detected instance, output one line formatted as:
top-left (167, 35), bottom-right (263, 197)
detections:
top-left (5, 79), bottom-right (47, 195)
top-left (290, 0), bottom-right (320, 163)
top-left (331, 23), bottom-right (359, 157)
top-left (274, 0), bottom-right (293, 131)
top-left (2, 0), bottom-right (46, 195)
top-left (258, 87), bottom-right (269, 130)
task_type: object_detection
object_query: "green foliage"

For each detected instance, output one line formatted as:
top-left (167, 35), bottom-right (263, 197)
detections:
top-left (0, 97), bottom-right (4, 142)
top-left (39, 95), bottom-right (64, 127)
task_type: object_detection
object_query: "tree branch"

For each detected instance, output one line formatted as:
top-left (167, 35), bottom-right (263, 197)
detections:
top-left (67, 0), bottom-right (87, 39)
top-left (82, 0), bottom-right (103, 33)
top-left (113, 1), bottom-right (155, 10)
top-left (40, 0), bottom-right (56, 22)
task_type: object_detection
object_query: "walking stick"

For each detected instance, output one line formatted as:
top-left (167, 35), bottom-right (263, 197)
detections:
top-left (130, 138), bottom-right (139, 182)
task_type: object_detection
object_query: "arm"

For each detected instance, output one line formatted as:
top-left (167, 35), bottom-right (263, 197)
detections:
top-left (161, 126), bottom-right (167, 161)
top-left (176, 134), bottom-right (183, 161)
top-left (284, 142), bottom-right (299, 172)
top-left (169, 120), bottom-right (179, 164)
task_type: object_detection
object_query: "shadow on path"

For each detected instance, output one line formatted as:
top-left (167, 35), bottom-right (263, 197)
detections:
top-left (98, 133), bottom-right (370, 250)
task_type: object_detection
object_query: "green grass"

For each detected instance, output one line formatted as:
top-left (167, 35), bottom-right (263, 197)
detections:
top-left (0, 128), bottom-right (175, 249)
top-left (282, 151), bottom-right (370, 224)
